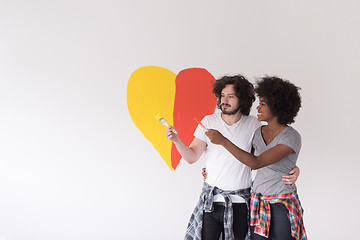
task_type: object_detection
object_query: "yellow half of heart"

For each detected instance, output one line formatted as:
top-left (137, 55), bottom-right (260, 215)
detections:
top-left (127, 66), bottom-right (176, 170)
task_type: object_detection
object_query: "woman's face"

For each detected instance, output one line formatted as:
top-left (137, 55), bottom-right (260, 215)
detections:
top-left (256, 97), bottom-right (274, 122)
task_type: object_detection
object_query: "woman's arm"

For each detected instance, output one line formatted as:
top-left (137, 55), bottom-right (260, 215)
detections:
top-left (205, 129), bottom-right (293, 170)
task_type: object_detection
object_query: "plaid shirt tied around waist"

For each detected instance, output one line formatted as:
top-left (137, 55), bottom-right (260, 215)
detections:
top-left (184, 182), bottom-right (251, 240)
top-left (250, 191), bottom-right (307, 240)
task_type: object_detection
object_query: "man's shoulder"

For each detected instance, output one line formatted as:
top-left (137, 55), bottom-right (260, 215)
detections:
top-left (243, 114), bottom-right (258, 121)
top-left (202, 112), bottom-right (220, 121)
top-left (242, 115), bottom-right (261, 126)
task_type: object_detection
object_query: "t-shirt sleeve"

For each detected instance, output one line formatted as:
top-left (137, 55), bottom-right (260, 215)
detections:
top-left (250, 122), bottom-right (262, 145)
top-left (193, 116), bottom-right (207, 142)
top-left (278, 128), bottom-right (302, 154)
top-left (252, 127), bottom-right (261, 150)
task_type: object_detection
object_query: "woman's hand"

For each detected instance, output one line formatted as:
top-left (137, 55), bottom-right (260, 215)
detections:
top-left (205, 129), bottom-right (226, 145)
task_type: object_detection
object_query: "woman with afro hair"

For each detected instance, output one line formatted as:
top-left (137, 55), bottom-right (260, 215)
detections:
top-left (205, 76), bottom-right (307, 240)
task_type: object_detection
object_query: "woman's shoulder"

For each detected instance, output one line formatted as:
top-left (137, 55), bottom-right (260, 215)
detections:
top-left (280, 126), bottom-right (302, 153)
top-left (285, 126), bottom-right (301, 139)
top-left (253, 125), bottom-right (263, 137)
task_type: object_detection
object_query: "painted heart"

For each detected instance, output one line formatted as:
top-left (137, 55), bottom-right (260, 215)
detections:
top-left (127, 66), bottom-right (216, 170)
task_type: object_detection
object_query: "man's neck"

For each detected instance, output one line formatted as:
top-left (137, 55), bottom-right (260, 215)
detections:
top-left (221, 112), bottom-right (242, 126)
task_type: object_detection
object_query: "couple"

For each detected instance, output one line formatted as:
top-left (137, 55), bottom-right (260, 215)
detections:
top-left (165, 75), bottom-right (307, 240)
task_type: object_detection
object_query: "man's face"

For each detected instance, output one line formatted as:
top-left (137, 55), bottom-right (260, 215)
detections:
top-left (220, 84), bottom-right (241, 115)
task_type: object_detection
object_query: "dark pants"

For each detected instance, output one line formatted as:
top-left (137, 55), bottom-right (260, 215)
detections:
top-left (250, 203), bottom-right (295, 240)
top-left (202, 203), bottom-right (248, 240)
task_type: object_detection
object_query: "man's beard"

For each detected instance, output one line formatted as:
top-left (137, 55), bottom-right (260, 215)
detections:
top-left (220, 104), bottom-right (241, 115)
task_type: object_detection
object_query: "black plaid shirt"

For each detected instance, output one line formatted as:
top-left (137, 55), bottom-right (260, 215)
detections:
top-left (184, 182), bottom-right (251, 240)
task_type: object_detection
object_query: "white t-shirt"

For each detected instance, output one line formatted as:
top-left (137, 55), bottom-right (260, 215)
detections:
top-left (194, 112), bottom-right (261, 203)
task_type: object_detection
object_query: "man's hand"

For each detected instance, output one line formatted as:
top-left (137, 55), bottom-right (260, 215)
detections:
top-left (205, 129), bottom-right (226, 145)
top-left (282, 166), bottom-right (300, 186)
top-left (202, 168), bottom-right (207, 181)
top-left (165, 126), bottom-right (178, 142)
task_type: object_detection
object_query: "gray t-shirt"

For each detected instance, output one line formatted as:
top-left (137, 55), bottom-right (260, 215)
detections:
top-left (252, 126), bottom-right (301, 196)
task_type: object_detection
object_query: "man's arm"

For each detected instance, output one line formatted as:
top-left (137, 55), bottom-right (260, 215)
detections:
top-left (202, 166), bottom-right (300, 185)
top-left (166, 126), bottom-right (206, 164)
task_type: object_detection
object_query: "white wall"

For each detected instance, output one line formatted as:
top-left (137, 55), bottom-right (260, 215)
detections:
top-left (0, 0), bottom-right (359, 239)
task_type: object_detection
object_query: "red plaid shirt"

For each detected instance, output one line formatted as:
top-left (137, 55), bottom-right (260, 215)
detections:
top-left (250, 191), bottom-right (307, 240)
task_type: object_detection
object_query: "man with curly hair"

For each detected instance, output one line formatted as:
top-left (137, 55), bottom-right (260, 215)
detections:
top-left (206, 76), bottom-right (307, 240)
top-left (165, 75), bottom-right (299, 240)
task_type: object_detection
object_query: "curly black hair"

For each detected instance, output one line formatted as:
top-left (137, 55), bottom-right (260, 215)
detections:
top-left (213, 75), bottom-right (255, 116)
top-left (255, 76), bottom-right (301, 125)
